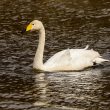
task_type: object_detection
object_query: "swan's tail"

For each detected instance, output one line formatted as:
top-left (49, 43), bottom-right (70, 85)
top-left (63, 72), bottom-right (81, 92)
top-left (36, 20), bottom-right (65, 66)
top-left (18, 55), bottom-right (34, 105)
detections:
top-left (94, 57), bottom-right (109, 64)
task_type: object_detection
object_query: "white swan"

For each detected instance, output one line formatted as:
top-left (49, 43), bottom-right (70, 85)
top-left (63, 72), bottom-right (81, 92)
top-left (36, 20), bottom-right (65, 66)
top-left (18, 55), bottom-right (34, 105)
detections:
top-left (26, 20), bottom-right (109, 72)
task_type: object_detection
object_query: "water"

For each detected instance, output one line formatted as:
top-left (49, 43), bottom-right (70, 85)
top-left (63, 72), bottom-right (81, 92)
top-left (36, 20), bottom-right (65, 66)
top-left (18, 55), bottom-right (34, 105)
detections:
top-left (0, 0), bottom-right (110, 110)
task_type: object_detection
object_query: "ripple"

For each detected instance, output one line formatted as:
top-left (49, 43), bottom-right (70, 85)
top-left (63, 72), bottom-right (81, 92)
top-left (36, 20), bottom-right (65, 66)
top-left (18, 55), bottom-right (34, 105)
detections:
top-left (0, 0), bottom-right (110, 110)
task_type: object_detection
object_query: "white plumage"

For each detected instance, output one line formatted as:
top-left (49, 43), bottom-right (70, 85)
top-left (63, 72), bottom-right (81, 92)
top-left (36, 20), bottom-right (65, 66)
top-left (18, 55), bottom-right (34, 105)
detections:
top-left (26, 20), bottom-right (109, 72)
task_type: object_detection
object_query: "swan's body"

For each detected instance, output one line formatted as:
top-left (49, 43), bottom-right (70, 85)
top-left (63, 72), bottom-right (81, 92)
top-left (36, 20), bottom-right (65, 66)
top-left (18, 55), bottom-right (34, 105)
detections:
top-left (26, 20), bottom-right (109, 72)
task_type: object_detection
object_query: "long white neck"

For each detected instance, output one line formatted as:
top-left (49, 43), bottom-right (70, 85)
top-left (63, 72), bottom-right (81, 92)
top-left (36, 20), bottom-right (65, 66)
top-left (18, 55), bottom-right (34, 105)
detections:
top-left (33, 26), bottom-right (45, 70)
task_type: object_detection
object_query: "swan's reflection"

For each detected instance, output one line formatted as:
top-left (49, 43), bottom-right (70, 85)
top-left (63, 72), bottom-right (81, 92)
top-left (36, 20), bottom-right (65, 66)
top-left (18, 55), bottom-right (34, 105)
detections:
top-left (34, 69), bottom-right (109, 109)
top-left (34, 72), bottom-right (48, 106)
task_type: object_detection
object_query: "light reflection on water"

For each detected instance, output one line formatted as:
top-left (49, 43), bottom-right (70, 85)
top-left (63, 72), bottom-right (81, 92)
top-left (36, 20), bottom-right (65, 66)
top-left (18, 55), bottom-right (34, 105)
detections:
top-left (34, 69), bottom-right (109, 110)
top-left (0, 0), bottom-right (110, 110)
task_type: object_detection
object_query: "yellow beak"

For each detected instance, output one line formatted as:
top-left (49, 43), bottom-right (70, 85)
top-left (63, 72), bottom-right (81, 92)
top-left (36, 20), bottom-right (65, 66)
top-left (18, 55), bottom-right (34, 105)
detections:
top-left (26, 24), bottom-right (32, 31)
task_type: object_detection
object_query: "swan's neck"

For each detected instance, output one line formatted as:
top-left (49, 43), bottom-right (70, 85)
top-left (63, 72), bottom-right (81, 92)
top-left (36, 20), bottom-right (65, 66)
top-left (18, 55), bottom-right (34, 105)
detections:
top-left (33, 27), bottom-right (45, 70)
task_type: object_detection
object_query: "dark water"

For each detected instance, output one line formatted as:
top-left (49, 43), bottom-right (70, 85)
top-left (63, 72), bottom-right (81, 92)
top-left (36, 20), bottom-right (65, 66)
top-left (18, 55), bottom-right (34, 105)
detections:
top-left (0, 0), bottom-right (110, 110)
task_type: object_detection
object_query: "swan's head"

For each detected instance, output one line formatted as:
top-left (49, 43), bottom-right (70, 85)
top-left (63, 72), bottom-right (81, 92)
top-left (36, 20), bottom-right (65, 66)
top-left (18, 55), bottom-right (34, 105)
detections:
top-left (26, 20), bottom-right (43, 31)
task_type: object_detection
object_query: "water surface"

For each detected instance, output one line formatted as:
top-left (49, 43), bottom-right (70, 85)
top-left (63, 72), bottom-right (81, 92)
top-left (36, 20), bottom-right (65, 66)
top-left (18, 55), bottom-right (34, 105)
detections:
top-left (0, 0), bottom-right (110, 110)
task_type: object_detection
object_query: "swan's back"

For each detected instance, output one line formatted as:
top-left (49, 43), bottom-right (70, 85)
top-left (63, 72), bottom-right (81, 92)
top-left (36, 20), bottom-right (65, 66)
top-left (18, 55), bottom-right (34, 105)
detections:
top-left (44, 49), bottom-right (71, 67)
top-left (44, 47), bottom-right (107, 71)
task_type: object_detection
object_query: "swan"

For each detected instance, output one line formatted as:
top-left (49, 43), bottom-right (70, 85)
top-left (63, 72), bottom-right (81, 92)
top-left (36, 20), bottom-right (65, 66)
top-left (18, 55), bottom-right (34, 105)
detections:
top-left (25, 20), bottom-right (109, 72)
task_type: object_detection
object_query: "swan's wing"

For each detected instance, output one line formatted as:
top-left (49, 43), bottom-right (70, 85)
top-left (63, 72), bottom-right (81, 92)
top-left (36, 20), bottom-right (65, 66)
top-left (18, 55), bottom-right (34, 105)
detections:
top-left (44, 49), bottom-right (72, 68)
top-left (44, 48), bottom-right (96, 68)
top-left (44, 48), bottom-right (108, 71)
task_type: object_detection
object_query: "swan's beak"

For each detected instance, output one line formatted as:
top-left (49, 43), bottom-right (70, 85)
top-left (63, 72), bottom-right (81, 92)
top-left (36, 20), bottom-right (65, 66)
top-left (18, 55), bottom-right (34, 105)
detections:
top-left (26, 24), bottom-right (32, 31)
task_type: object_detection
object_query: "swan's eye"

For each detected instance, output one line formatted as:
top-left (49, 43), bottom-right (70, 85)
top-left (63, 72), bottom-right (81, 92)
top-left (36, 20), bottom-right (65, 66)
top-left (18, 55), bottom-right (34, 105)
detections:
top-left (32, 24), bottom-right (34, 26)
